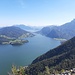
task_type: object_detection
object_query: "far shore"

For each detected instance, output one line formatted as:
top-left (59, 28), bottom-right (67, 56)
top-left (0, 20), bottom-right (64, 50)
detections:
top-left (54, 38), bottom-right (67, 41)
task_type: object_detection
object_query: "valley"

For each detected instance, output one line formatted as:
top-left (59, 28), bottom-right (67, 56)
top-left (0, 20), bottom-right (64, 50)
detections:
top-left (0, 0), bottom-right (75, 75)
top-left (0, 19), bottom-right (75, 75)
top-left (0, 33), bottom-right (60, 75)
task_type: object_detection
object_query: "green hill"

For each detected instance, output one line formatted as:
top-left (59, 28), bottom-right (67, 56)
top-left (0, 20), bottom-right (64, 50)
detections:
top-left (0, 26), bottom-right (33, 38)
top-left (26, 37), bottom-right (75, 75)
top-left (0, 26), bottom-right (34, 45)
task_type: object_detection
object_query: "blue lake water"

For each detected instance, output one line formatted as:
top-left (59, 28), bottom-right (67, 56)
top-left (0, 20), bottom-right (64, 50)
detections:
top-left (0, 34), bottom-right (60, 75)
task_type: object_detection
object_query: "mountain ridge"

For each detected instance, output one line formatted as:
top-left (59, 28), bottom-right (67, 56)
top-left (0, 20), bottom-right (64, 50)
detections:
top-left (38, 19), bottom-right (75, 39)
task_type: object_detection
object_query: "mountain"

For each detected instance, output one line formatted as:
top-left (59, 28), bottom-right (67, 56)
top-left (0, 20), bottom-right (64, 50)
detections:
top-left (26, 37), bottom-right (75, 75)
top-left (60, 19), bottom-right (75, 30)
top-left (38, 19), bottom-right (75, 39)
top-left (15, 25), bottom-right (43, 32)
top-left (0, 26), bottom-right (33, 38)
top-left (15, 24), bottom-right (33, 30)
top-left (37, 26), bottom-right (57, 35)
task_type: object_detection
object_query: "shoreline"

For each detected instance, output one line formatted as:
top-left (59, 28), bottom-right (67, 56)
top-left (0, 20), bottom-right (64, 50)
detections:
top-left (53, 38), bottom-right (67, 41)
top-left (53, 38), bottom-right (67, 44)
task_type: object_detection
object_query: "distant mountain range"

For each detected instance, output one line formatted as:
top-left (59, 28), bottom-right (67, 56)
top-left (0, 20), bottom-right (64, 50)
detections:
top-left (26, 36), bottom-right (75, 75)
top-left (15, 24), bottom-right (33, 30)
top-left (0, 26), bottom-right (33, 38)
top-left (15, 24), bottom-right (43, 31)
top-left (37, 19), bottom-right (75, 39)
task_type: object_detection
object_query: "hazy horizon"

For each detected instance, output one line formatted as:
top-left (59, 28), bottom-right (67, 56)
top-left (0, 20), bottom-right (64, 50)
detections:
top-left (0, 0), bottom-right (75, 27)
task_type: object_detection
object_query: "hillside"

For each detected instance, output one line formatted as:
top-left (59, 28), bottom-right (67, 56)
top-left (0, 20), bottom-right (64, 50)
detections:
top-left (38, 19), bottom-right (75, 39)
top-left (37, 26), bottom-right (57, 35)
top-left (0, 35), bottom-right (28, 45)
top-left (0, 26), bottom-right (34, 38)
top-left (26, 37), bottom-right (75, 75)
top-left (0, 35), bottom-right (10, 44)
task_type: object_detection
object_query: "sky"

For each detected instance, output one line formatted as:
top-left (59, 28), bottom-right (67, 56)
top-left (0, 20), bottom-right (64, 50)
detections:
top-left (0, 0), bottom-right (75, 27)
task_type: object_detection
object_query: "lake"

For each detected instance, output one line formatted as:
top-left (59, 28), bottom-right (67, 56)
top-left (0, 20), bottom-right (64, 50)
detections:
top-left (0, 34), bottom-right (60, 75)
